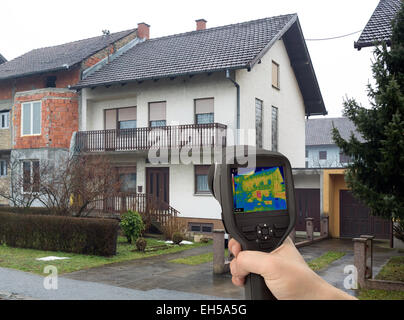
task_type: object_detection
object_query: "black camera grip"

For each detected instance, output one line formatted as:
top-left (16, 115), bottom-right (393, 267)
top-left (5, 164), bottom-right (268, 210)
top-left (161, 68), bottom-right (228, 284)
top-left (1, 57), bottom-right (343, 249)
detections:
top-left (244, 273), bottom-right (277, 300)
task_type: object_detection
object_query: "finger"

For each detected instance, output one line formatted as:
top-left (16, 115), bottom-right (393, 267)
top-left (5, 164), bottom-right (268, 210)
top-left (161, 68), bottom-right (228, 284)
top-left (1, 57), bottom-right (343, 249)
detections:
top-left (232, 250), bottom-right (277, 279)
top-left (232, 275), bottom-right (245, 287)
top-left (228, 238), bottom-right (242, 257)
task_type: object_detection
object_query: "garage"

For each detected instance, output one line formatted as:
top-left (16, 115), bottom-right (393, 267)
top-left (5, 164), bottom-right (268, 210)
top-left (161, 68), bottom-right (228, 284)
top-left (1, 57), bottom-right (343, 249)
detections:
top-left (295, 189), bottom-right (320, 232)
top-left (340, 190), bottom-right (391, 239)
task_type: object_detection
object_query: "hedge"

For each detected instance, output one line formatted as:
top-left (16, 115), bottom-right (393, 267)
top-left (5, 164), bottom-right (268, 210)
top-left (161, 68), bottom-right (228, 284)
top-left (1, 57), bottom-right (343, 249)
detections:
top-left (0, 212), bottom-right (119, 256)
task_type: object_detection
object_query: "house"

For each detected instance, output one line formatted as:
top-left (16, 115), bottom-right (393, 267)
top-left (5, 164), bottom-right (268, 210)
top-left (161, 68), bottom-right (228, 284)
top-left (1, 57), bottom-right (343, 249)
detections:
top-left (0, 54), bottom-right (6, 65)
top-left (70, 15), bottom-right (326, 232)
top-left (305, 117), bottom-right (363, 169)
top-left (354, 0), bottom-right (402, 50)
top-left (320, 0), bottom-right (402, 240)
top-left (0, 27), bottom-right (140, 204)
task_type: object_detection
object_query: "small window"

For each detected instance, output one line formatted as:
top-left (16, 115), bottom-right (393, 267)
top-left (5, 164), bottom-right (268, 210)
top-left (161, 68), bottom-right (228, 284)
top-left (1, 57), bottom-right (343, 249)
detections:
top-left (319, 151), bottom-right (327, 160)
top-left (45, 76), bottom-right (57, 88)
top-left (272, 61), bottom-right (280, 89)
top-left (22, 102), bottom-right (41, 136)
top-left (0, 160), bottom-right (7, 176)
top-left (0, 111), bottom-right (9, 129)
top-left (271, 106), bottom-right (278, 152)
top-left (188, 223), bottom-right (213, 233)
top-left (195, 165), bottom-right (211, 194)
top-left (149, 102), bottom-right (166, 127)
top-left (195, 98), bottom-right (214, 124)
top-left (22, 160), bottom-right (40, 193)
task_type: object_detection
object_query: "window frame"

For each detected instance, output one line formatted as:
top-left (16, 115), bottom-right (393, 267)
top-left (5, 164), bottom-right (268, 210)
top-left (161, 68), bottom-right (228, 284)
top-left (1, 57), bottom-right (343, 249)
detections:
top-left (271, 106), bottom-right (279, 152)
top-left (21, 159), bottom-right (40, 193)
top-left (0, 111), bottom-right (9, 129)
top-left (319, 151), bottom-right (327, 160)
top-left (104, 106), bottom-right (137, 131)
top-left (194, 97), bottom-right (215, 125)
top-left (272, 60), bottom-right (280, 89)
top-left (255, 98), bottom-right (263, 149)
top-left (194, 165), bottom-right (211, 195)
top-left (188, 222), bottom-right (214, 234)
top-left (0, 159), bottom-right (7, 177)
top-left (148, 101), bottom-right (167, 128)
top-left (21, 101), bottom-right (42, 136)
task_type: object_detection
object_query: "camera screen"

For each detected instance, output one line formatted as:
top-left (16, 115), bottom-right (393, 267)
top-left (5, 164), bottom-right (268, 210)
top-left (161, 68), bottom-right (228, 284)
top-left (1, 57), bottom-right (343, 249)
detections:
top-left (231, 166), bottom-right (287, 213)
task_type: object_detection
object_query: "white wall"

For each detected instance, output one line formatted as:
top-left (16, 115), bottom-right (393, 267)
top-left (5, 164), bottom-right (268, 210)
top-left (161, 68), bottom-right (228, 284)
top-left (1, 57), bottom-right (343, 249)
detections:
top-left (236, 39), bottom-right (306, 168)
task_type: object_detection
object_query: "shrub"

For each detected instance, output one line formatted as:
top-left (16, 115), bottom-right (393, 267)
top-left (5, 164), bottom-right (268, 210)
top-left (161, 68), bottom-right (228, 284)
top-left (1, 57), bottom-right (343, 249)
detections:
top-left (136, 237), bottom-right (147, 252)
top-left (172, 232), bottom-right (184, 245)
top-left (162, 217), bottom-right (187, 240)
top-left (0, 212), bottom-right (119, 256)
top-left (120, 210), bottom-right (145, 244)
top-left (200, 237), bottom-right (210, 243)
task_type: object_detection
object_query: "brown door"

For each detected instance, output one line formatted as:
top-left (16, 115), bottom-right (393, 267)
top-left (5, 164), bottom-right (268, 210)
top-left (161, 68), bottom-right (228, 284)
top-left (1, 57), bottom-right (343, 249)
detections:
top-left (146, 167), bottom-right (169, 208)
top-left (295, 189), bottom-right (321, 232)
top-left (340, 190), bottom-right (391, 239)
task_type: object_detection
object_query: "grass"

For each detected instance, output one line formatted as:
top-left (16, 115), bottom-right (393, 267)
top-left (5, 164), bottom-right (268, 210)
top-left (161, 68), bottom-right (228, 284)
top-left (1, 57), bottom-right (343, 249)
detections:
top-left (358, 255), bottom-right (404, 300)
top-left (307, 251), bottom-right (346, 271)
top-left (169, 249), bottom-right (228, 265)
top-left (0, 237), bottom-right (211, 275)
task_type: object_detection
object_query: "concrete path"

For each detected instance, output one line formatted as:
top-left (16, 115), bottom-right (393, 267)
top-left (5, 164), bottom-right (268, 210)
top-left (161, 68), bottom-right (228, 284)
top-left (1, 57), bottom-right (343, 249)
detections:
top-left (0, 266), bottom-right (227, 300)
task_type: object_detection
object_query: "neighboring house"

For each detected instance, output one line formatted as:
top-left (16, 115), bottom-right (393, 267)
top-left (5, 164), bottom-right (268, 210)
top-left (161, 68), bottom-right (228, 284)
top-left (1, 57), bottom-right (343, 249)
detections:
top-left (320, 0), bottom-right (401, 240)
top-left (0, 54), bottom-right (6, 65)
top-left (305, 117), bottom-right (363, 169)
top-left (0, 27), bottom-right (141, 205)
top-left (70, 15), bottom-right (327, 232)
top-left (354, 0), bottom-right (402, 50)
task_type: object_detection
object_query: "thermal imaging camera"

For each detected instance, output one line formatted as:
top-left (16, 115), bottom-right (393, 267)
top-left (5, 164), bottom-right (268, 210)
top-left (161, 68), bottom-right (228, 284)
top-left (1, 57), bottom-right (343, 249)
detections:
top-left (208, 147), bottom-right (296, 300)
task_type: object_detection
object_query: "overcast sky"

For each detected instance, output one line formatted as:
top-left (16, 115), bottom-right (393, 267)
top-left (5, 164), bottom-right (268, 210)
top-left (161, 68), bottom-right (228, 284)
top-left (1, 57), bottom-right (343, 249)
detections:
top-left (1, 0), bottom-right (380, 117)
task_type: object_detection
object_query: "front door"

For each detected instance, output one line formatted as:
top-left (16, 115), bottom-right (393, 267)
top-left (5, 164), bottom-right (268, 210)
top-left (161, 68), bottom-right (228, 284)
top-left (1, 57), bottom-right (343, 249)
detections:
top-left (146, 167), bottom-right (169, 208)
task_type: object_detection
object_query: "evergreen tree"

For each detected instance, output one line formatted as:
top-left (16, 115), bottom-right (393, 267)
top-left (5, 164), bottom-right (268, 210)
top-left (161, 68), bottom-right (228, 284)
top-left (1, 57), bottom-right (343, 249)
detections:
top-left (332, 3), bottom-right (404, 220)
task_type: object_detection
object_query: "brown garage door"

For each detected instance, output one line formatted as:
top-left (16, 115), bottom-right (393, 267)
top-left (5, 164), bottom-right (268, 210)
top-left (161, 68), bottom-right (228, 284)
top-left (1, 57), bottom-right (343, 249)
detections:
top-left (295, 189), bottom-right (320, 232)
top-left (340, 190), bottom-right (391, 239)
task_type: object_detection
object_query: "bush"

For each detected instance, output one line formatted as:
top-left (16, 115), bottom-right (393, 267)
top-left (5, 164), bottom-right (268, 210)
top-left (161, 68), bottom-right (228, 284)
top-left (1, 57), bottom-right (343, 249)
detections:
top-left (120, 210), bottom-right (145, 244)
top-left (162, 217), bottom-right (187, 240)
top-left (136, 237), bottom-right (147, 252)
top-left (172, 232), bottom-right (184, 245)
top-left (0, 212), bottom-right (119, 256)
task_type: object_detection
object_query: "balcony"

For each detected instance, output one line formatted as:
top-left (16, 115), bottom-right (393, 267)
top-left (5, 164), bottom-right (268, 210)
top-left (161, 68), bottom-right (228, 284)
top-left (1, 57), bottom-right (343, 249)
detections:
top-left (74, 123), bottom-right (227, 153)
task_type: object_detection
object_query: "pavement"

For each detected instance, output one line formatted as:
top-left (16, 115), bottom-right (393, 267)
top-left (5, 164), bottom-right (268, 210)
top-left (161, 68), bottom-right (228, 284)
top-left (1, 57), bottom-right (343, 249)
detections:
top-left (0, 238), bottom-right (402, 300)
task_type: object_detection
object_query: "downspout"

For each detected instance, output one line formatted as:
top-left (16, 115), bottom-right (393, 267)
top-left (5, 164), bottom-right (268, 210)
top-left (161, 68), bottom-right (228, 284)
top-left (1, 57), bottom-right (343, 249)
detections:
top-left (225, 69), bottom-right (240, 145)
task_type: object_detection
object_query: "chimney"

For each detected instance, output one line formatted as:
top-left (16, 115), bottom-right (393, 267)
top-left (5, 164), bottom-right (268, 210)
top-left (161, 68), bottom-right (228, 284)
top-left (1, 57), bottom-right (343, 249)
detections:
top-left (195, 19), bottom-right (207, 31)
top-left (137, 22), bottom-right (150, 40)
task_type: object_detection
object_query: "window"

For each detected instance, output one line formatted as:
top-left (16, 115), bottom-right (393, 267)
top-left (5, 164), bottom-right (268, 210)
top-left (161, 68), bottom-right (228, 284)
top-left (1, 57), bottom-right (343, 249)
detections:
top-left (117, 167), bottom-right (137, 192)
top-left (22, 160), bottom-right (40, 193)
top-left (272, 61), bottom-right (280, 89)
top-left (105, 107), bottom-right (137, 130)
top-left (305, 161), bottom-right (309, 168)
top-left (188, 223), bottom-right (214, 233)
top-left (0, 160), bottom-right (7, 176)
top-left (45, 76), bottom-right (57, 88)
top-left (319, 151), bottom-right (327, 160)
top-left (271, 106), bottom-right (278, 152)
top-left (149, 102), bottom-right (166, 127)
top-left (255, 99), bottom-right (263, 148)
top-left (22, 102), bottom-right (41, 136)
top-left (305, 149), bottom-right (309, 158)
top-left (195, 165), bottom-right (211, 194)
top-left (0, 111), bottom-right (9, 129)
top-left (339, 152), bottom-right (351, 164)
top-left (195, 98), bottom-right (214, 124)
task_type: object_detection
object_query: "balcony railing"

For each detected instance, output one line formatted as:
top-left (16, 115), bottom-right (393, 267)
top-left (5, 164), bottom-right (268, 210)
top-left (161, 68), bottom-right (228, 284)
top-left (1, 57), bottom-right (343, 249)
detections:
top-left (74, 123), bottom-right (227, 153)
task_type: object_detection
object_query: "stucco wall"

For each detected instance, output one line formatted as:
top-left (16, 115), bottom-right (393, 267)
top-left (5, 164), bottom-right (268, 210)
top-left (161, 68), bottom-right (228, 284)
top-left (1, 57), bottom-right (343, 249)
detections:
top-left (306, 145), bottom-right (345, 168)
top-left (236, 39), bottom-right (306, 168)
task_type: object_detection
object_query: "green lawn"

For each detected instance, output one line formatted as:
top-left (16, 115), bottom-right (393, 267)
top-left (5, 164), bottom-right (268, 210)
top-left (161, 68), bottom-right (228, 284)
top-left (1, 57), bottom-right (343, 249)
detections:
top-left (307, 251), bottom-right (346, 271)
top-left (358, 256), bottom-right (404, 300)
top-left (0, 237), bottom-right (210, 275)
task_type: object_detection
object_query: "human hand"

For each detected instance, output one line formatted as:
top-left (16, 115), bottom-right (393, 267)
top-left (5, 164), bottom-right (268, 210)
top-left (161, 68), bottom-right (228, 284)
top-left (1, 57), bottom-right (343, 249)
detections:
top-left (229, 237), bottom-right (357, 300)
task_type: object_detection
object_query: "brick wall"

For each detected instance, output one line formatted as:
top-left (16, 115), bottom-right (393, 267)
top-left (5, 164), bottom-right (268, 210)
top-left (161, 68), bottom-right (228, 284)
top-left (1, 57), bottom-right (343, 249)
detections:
top-left (13, 89), bottom-right (78, 149)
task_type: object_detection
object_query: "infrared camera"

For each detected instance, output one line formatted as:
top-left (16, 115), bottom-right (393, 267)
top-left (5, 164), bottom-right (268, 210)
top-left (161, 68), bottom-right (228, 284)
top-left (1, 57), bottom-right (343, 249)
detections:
top-left (208, 147), bottom-right (296, 300)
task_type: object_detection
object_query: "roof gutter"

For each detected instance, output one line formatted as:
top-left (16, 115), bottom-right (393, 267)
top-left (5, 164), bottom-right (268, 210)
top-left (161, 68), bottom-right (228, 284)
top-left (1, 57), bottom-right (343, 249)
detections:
top-left (225, 69), bottom-right (240, 145)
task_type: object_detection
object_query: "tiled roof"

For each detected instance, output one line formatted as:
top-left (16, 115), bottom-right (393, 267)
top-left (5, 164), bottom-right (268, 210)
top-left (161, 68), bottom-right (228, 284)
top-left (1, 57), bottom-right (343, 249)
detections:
top-left (0, 54), bottom-right (6, 65)
top-left (0, 29), bottom-right (136, 80)
top-left (355, 0), bottom-right (402, 49)
top-left (306, 117), bottom-right (364, 146)
top-left (75, 15), bottom-right (297, 87)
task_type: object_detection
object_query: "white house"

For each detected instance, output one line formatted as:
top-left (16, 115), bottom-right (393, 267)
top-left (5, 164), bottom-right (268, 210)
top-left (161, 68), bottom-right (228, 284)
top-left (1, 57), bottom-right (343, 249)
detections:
top-left (71, 15), bottom-right (327, 233)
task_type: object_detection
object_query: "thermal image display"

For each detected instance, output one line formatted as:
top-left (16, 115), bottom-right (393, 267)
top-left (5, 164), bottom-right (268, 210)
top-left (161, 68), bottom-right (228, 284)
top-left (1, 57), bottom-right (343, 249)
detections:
top-left (232, 166), bottom-right (287, 213)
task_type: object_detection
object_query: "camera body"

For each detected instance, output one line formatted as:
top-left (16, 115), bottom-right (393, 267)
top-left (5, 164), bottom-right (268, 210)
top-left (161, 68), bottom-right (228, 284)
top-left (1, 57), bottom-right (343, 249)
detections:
top-left (208, 148), bottom-right (296, 299)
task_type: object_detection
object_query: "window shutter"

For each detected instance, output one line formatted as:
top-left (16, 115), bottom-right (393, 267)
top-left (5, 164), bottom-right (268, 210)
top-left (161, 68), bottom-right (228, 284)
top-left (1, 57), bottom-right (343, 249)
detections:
top-left (195, 98), bottom-right (214, 114)
top-left (118, 107), bottom-right (137, 121)
top-left (105, 109), bottom-right (117, 130)
top-left (149, 102), bottom-right (166, 121)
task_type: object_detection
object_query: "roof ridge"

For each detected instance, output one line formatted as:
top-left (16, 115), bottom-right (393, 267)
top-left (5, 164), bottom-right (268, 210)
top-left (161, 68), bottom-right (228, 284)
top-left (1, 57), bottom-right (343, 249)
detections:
top-left (145, 13), bottom-right (297, 43)
top-left (27, 28), bottom-right (137, 53)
